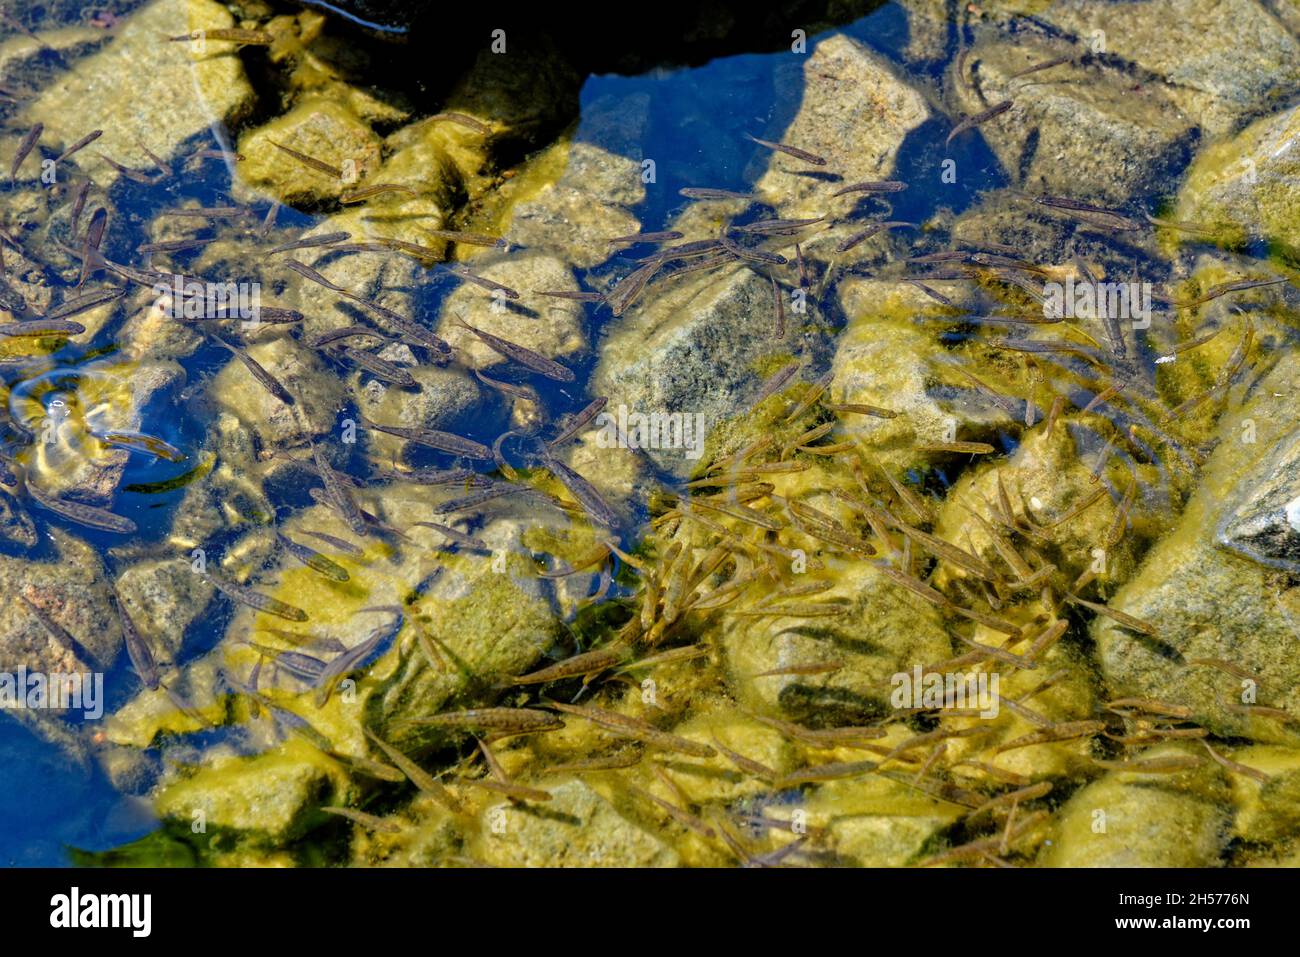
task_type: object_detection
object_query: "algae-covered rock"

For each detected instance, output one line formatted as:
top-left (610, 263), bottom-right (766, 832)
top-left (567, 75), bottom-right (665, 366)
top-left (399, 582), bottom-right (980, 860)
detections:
top-left (1039, 0), bottom-right (1300, 137)
top-left (756, 34), bottom-right (930, 228)
top-left (1175, 101), bottom-right (1300, 257)
top-left (949, 34), bottom-right (1194, 204)
top-left (23, 0), bottom-right (255, 190)
top-left (473, 777), bottom-right (680, 867)
top-left (803, 774), bottom-right (965, 866)
top-left (1039, 746), bottom-right (1229, 866)
top-left (1095, 352), bottom-right (1300, 743)
top-left (208, 336), bottom-right (342, 448)
top-left (1229, 745), bottom-right (1300, 845)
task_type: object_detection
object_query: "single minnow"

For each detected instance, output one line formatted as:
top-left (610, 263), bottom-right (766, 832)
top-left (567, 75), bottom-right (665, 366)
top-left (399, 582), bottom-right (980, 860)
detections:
top-left (319, 806), bottom-right (402, 833)
top-left (309, 325), bottom-right (392, 348)
top-left (837, 220), bottom-right (914, 253)
top-left (339, 184), bottom-right (417, 203)
top-left (93, 430), bottom-right (185, 462)
top-left (994, 719), bottom-right (1107, 754)
top-left (136, 238), bottom-right (217, 254)
top-left (547, 396), bottom-right (608, 450)
top-left (795, 242), bottom-right (809, 286)
top-left (710, 736), bottom-right (777, 783)
top-left (750, 361), bottom-right (801, 407)
top-left (752, 661), bottom-right (844, 677)
top-left (830, 180), bottom-right (907, 196)
top-left (77, 207), bottom-right (108, 286)
top-left (628, 782), bottom-right (714, 837)
top-left (824, 401), bottom-right (896, 418)
top-left (454, 316), bottom-right (575, 382)
top-left (641, 238), bottom-right (724, 264)
top-left (732, 216), bottom-right (825, 236)
top-left (402, 707), bottom-right (564, 734)
top-left (605, 260), bottom-right (661, 315)
top-left (1066, 593), bottom-right (1156, 635)
top-left (266, 230), bottom-right (350, 255)
top-left (1091, 754), bottom-right (1204, 773)
top-left (339, 346), bottom-right (418, 388)
top-left (546, 748), bottom-right (644, 774)
top-left (302, 529), bottom-right (364, 556)
top-left (26, 482), bottom-right (136, 534)
top-left (158, 205), bottom-right (250, 219)
top-left (270, 140), bottom-right (341, 178)
top-left (1201, 740), bottom-right (1270, 783)
top-left (426, 112), bottom-right (491, 134)
top-left (744, 133), bottom-right (826, 166)
top-left (545, 701), bottom-right (715, 757)
top-left (1034, 194), bottom-right (1141, 230)
top-left (1187, 658), bottom-right (1259, 682)
top-left (444, 263), bottom-right (520, 299)
top-left (190, 147), bottom-right (243, 163)
top-left (94, 150), bottom-right (167, 185)
top-left (1105, 697), bottom-right (1193, 719)
top-left (718, 234), bottom-right (788, 265)
top-left (432, 480), bottom-right (524, 514)
top-left (472, 367), bottom-right (536, 401)
top-left (945, 100), bottom-right (1013, 147)
top-left (313, 619), bottom-right (395, 706)
top-left (537, 289), bottom-right (605, 302)
top-left (68, 180), bottom-right (90, 235)
top-left (20, 594), bottom-right (100, 667)
top-left (503, 648), bottom-right (625, 686)
top-left (679, 187), bottom-right (756, 201)
top-left (606, 230), bottom-right (683, 247)
top-left (239, 640), bottom-right (327, 682)
top-left (54, 129), bottom-right (101, 164)
top-left (545, 455), bottom-right (617, 527)
top-left (109, 588), bottom-right (159, 690)
top-left (1008, 55), bottom-right (1072, 78)
top-left (10, 123), bottom-right (41, 183)
top-left (409, 521), bottom-right (490, 552)
top-left (311, 442), bottom-right (366, 537)
top-left (357, 414), bottom-right (491, 459)
top-left (914, 440), bottom-right (995, 454)
top-left (209, 334), bottom-right (295, 406)
top-left (167, 27), bottom-right (272, 44)
top-left (363, 729), bottom-right (463, 813)
top-left (276, 531), bottom-right (349, 582)
top-left (461, 774), bottom-right (552, 803)
top-left (192, 305), bottom-right (303, 324)
top-left (424, 229), bottom-right (506, 248)
top-left (0, 319), bottom-right (83, 337)
top-left (1166, 276), bottom-right (1288, 308)
top-left (202, 572), bottom-right (308, 622)
top-left (783, 369), bottom-right (835, 422)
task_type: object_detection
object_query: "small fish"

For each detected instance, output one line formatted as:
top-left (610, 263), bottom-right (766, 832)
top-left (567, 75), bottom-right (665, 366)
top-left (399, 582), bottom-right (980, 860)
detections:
top-left (202, 572), bottom-right (308, 622)
top-left (995, 720), bottom-right (1106, 754)
top-left (537, 289), bottom-right (605, 302)
top-left (409, 521), bottom-right (490, 552)
top-left (277, 531), bottom-right (349, 582)
top-left (837, 221), bottom-right (914, 252)
top-left (309, 325), bottom-right (393, 348)
top-left (503, 648), bottom-right (625, 686)
top-left (109, 589), bottom-right (159, 690)
top-left (454, 316), bottom-right (575, 382)
top-left (339, 184), bottom-right (417, 204)
top-left (718, 234), bottom-right (788, 265)
top-left (734, 217), bottom-right (825, 236)
top-left (209, 334), bottom-right (295, 406)
top-left (679, 187), bottom-right (756, 201)
top-left (266, 231), bottom-right (351, 255)
top-left (26, 482), bottom-right (136, 534)
top-left (1067, 593), bottom-right (1156, 635)
top-left (546, 748), bottom-right (644, 774)
top-left (20, 594), bottom-right (100, 667)
top-left (547, 396), bottom-right (609, 449)
top-left (831, 180), bottom-right (908, 196)
top-left (426, 112), bottom-right (492, 134)
top-left (158, 205), bottom-right (250, 220)
top-left (606, 230), bottom-right (683, 247)
top-left (77, 207), bottom-right (108, 286)
top-left (340, 346), bottom-right (418, 388)
top-left (1008, 55), bottom-right (1073, 79)
top-left (357, 414), bottom-right (491, 459)
top-left (54, 129), bottom-right (102, 164)
top-left (0, 319), bottom-right (83, 337)
top-left (94, 150), bottom-right (167, 185)
top-left (137, 238), bottom-right (218, 255)
top-left (772, 276), bottom-right (785, 339)
top-left (423, 229), bottom-right (506, 249)
top-left (915, 440), bottom-right (995, 455)
top-left (363, 729), bottom-right (463, 813)
top-left (312, 614), bottom-right (399, 706)
top-left (319, 806), bottom-right (401, 833)
top-left (1034, 195), bottom-right (1141, 231)
top-left (824, 402), bottom-right (896, 418)
top-left (311, 443), bottom-right (366, 537)
top-left (946, 100), bottom-right (1013, 147)
top-left (444, 263), bottom-right (520, 299)
top-left (402, 707), bottom-right (564, 735)
top-left (167, 27), bottom-right (272, 45)
top-left (1201, 740), bottom-right (1270, 783)
top-left (545, 701), bottom-right (714, 757)
top-left (10, 123), bottom-right (42, 183)
top-left (744, 133), bottom-right (826, 166)
top-left (93, 430), bottom-right (185, 462)
top-left (270, 140), bottom-right (342, 178)
top-left (545, 454), bottom-right (618, 527)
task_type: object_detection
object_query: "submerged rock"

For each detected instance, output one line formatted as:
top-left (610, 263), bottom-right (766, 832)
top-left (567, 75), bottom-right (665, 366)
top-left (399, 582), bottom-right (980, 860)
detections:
top-left (23, 0), bottom-right (256, 190)
top-left (1216, 428), bottom-right (1300, 574)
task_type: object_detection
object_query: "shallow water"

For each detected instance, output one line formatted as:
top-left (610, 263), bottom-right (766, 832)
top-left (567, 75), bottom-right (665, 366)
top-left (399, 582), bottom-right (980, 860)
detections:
top-left (1, 0), bottom-right (1297, 867)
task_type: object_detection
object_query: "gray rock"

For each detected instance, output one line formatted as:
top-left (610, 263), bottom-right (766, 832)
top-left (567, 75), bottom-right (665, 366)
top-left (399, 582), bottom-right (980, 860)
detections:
top-left (1217, 428), bottom-right (1300, 574)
